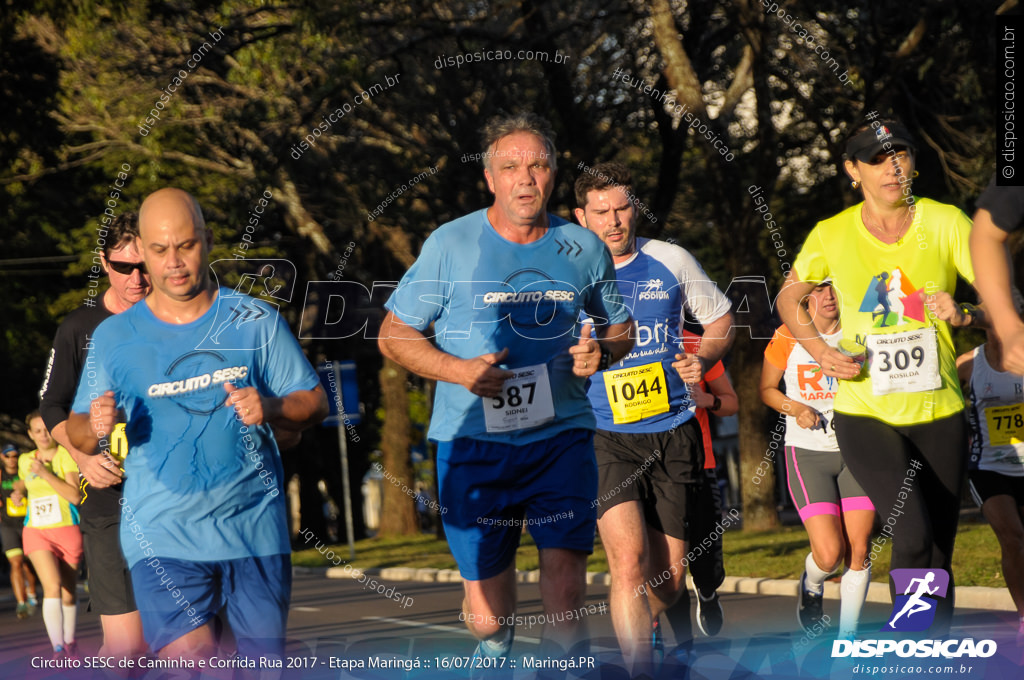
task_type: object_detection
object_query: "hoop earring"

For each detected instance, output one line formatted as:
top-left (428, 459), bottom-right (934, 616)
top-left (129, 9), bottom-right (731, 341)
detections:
top-left (851, 180), bottom-right (860, 189)
top-left (912, 171), bottom-right (919, 178)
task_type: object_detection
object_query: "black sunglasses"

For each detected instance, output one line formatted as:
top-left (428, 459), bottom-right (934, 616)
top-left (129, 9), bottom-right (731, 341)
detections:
top-left (106, 259), bottom-right (147, 275)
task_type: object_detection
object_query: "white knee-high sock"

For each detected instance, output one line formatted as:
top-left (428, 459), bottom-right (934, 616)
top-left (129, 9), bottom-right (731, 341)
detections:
top-left (839, 566), bottom-right (871, 635)
top-left (42, 598), bottom-right (64, 650)
top-left (804, 552), bottom-right (833, 594)
top-left (62, 603), bottom-right (77, 645)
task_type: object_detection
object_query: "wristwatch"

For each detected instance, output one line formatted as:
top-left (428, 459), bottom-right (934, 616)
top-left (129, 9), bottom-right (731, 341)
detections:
top-left (711, 396), bottom-right (722, 412)
top-left (597, 346), bottom-right (613, 371)
top-left (958, 302), bottom-right (979, 326)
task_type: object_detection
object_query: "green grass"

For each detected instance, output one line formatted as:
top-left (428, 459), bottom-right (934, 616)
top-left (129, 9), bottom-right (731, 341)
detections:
top-left (294, 532), bottom-right (611, 573)
top-left (719, 519), bottom-right (1005, 587)
top-left (294, 519), bottom-right (1007, 589)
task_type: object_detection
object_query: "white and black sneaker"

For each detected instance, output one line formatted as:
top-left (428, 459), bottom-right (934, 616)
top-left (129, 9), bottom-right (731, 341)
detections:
top-left (797, 571), bottom-right (824, 633)
top-left (695, 588), bottom-right (723, 636)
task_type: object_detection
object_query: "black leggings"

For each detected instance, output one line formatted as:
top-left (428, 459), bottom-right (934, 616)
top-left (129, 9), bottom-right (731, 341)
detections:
top-left (834, 411), bottom-right (967, 632)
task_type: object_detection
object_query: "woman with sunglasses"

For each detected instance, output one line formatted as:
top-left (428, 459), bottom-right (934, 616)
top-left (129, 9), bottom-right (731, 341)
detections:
top-left (1, 443), bottom-right (39, 619)
top-left (777, 118), bottom-right (982, 634)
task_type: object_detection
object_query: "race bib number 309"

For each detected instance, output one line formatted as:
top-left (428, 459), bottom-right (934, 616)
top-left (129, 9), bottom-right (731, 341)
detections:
top-left (483, 363), bottom-right (555, 433)
top-left (867, 327), bottom-right (941, 396)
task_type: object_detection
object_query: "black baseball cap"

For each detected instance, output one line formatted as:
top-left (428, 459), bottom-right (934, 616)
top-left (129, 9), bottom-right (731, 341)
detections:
top-left (846, 122), bottom-right (917, 163)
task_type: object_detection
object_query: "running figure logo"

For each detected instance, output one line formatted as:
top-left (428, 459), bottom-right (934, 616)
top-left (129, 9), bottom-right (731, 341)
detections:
top-left (858, 268), bottom-right (926, 328)
top-left (882, 568), bottom-right (950, 632)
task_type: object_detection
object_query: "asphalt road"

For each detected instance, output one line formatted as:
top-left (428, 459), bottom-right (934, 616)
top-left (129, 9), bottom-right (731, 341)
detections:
top-left (1, 572), bottom-right (1022, 679)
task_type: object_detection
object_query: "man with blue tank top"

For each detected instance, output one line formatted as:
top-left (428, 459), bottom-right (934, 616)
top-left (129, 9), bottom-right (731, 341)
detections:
top-left (573, 161), bottom-right (733, 676)
top-left (379, 113), bottom-right (634, 666)
top-left (66, 188), bottom-right (328, 664)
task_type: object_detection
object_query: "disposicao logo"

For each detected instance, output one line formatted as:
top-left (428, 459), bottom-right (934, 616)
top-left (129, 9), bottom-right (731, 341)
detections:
top-left (832, 568), bottom-right (997, 660)
top-left (883, 568), bottom-right (948, 632)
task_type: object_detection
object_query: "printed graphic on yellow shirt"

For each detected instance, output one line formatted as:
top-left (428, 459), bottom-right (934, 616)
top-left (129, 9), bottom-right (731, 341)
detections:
top-left (858, 268), bottom-right (926, 328)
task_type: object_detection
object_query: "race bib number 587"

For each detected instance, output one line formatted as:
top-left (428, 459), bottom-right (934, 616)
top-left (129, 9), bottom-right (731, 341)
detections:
top-left (483, 363), bottom-right (555, 433)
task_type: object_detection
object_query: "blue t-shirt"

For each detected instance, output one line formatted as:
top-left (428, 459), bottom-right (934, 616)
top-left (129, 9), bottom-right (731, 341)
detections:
top-left (586, 238), bottom-right (732, 433)
top-left (71, 287), bottom-right (319, 567)
top-left (385, 209), bottom-right (630, 443)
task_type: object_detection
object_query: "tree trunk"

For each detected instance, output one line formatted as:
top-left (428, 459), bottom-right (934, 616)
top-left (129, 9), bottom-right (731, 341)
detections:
top-left (733, 334), bottom-right (780, 531)
top-left (378, 356), bottom-right (418, 535)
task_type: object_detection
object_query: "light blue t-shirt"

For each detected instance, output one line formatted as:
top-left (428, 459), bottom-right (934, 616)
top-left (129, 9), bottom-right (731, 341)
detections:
top-left (586, 238), bottom-right (732, 433)
top-left (385, 210), bottom-right (630, 443)
top-left (72, 287), bottom-right (319, 568)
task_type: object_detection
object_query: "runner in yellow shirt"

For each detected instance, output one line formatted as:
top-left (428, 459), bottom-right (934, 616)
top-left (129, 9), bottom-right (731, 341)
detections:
top-left (15, 411), bottom-right (82, 659)
top-left (777, 118), bottom-right (983, 634)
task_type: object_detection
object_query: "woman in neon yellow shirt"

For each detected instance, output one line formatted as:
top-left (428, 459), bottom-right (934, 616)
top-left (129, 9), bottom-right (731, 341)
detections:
top-left (777, 118), bottom-right (982, 634)
top-left (15, 411), bottom-right (82, 659)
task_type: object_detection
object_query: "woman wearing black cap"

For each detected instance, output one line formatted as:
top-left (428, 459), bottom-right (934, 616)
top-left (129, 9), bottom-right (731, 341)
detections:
top-left (776, 118), bottom-right (983, 633)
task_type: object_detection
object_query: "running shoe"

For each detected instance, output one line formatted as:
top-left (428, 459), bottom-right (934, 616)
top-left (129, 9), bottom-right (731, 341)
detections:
top-left (695, 588), bottom-right (723, 636)
top-left (64, 641), bottom-right (81, 662)
top-left (16, 603), bottom-right (29, 620)
top-left (797, 572), bottom-right (824, 633)
top-left (652, 618), bottom-right (665, 670)
top-left (52, 645), bottom-right (64, 661)
top-left (470, 635), bottom-right (512, 679)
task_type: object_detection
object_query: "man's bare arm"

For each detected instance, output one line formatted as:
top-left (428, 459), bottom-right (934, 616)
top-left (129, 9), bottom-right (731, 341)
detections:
top-left (596, 320), bottom-right (636, 362)
top-left (696, 312), bottom-right (735, 368)
top-left (378, 310), bottom-right (514, 397)
top-left (971, 209), bottom-right (1020, 336)
top-left (264, 386), bottom-right (329, 430)
top-left (51, 419), bottom-right (122, 488)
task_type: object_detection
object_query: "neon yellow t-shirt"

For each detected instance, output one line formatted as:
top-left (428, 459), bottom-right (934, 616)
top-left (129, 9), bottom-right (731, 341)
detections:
top-left (793, 198), bottom-right (974, 426)
top-left (18, 448), bottom-right (80, 529)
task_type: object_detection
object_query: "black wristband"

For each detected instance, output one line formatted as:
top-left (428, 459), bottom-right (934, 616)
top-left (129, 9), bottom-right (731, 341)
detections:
top-left (711, 396), bottom-right (722, 412)
top-left (598, 346), bottom-right (612, 371)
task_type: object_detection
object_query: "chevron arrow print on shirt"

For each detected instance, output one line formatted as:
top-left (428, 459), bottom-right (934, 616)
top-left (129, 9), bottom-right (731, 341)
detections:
top-left (555, 239), bottom-right (583, 257)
